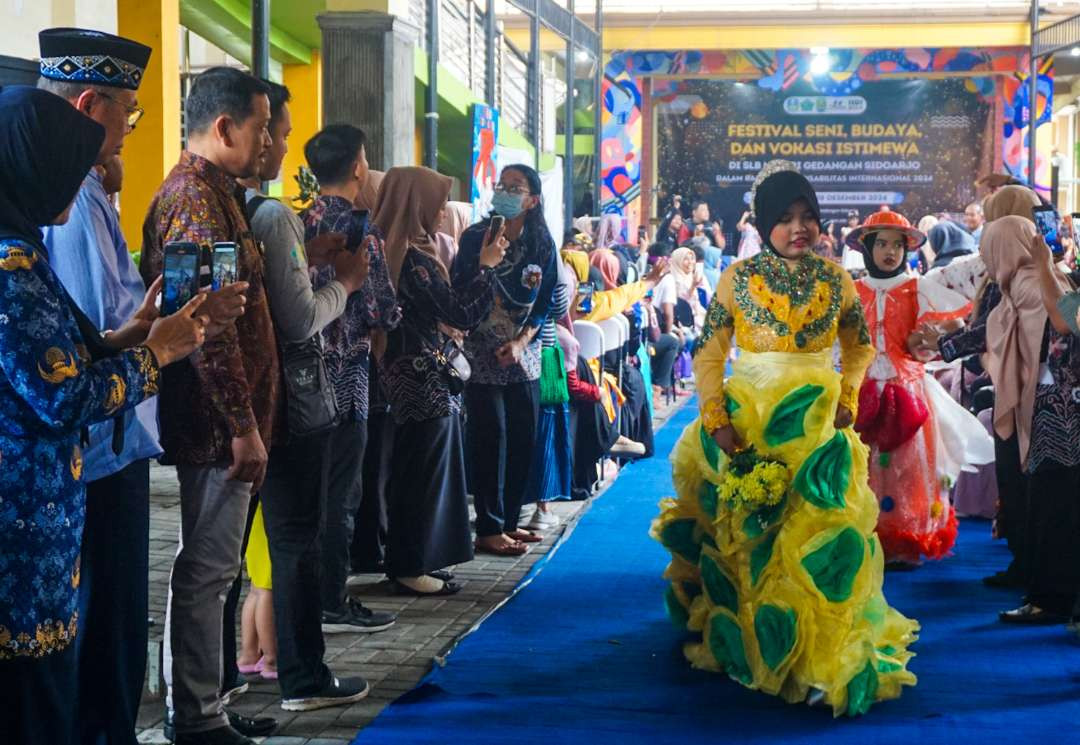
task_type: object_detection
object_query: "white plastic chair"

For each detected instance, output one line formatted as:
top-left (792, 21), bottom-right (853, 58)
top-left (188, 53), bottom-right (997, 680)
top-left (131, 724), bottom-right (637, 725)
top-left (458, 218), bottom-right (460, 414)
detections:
top-left (572, 320), bottom-right (605, 362)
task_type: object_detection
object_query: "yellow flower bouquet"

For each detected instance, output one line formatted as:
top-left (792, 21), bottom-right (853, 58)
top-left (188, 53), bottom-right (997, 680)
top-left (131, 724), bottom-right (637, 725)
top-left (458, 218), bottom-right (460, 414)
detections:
top-left (718, 448), bottom-right (791, 509)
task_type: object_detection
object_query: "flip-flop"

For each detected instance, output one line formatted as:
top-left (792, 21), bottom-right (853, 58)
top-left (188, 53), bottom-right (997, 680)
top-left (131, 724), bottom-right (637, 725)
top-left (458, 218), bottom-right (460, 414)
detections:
top-left (428, 569), bottom-right (455, 582)
top-left (475, 540), bottom-right (528, 556)
top-left (508, 530), bottom-right (543, 543)
top-left (237, 660), bottom-right (261, 675)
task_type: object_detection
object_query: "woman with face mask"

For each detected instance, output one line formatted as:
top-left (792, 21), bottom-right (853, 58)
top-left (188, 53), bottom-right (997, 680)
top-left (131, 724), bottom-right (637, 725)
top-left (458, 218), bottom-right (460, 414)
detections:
top-left (848, 210), bottom-right (993, 569)
top-left (453, 165), bottom-right (559, 556)
top-left (653, 160), bottom-right (917, 715)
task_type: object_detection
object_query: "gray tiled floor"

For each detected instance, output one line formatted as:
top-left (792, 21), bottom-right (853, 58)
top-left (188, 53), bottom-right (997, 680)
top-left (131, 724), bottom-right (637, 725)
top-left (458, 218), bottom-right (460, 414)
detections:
top-left (136, 393), bottom-right (690, 744)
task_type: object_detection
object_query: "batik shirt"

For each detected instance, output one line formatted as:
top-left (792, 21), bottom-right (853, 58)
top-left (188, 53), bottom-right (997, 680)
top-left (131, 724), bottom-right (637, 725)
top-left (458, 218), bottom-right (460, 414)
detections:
top-left (694, 250), bottom-right (874, 434)
top-left (302, 195), bottom-right (399, 421)
top-left (141, 152), bottom-right (280, 465)
top-left (0, 240), bottom-right (160, 659)
top-left (380, 250), bottom-right (496, 423)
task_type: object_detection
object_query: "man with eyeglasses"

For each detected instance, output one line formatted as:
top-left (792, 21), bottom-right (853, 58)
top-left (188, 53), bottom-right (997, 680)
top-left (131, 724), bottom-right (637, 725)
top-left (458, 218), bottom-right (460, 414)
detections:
top-left (36, 28), bottom-right (162, 745)
top-left (36, 28), bottom-right (265, 745)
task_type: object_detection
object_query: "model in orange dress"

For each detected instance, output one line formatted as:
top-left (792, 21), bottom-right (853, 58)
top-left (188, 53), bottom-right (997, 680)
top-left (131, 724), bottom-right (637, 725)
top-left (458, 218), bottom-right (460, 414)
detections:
top-left (848, 210), bottom-right (994, 566)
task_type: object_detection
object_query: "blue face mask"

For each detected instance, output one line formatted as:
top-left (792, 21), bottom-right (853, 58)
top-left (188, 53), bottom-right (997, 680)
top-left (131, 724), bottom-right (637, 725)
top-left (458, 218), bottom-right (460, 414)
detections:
top-left (492, 191), bottom-right (527, 219)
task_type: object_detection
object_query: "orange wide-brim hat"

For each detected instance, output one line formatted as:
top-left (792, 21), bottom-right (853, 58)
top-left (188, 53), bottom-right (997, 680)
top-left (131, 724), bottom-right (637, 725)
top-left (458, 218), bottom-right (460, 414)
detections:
top-left (844, 207), bottom-right (927, 251)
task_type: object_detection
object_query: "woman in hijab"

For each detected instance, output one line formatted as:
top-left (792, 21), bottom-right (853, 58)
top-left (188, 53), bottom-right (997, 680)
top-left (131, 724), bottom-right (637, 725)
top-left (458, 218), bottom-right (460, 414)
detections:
top-left (374, 167), bottom-right (507, 594)
top-left (589, 246), bottom-right (621, 291)
top-left (0, 87), bottom-right (206, 743)
top-left (919, 185), bottom-right (1041, 588)
top-left (916, 215), bottom-right (939, 269)
top-left (982, 217), bottom-right (1080, 624)
top-left (434, 200), bottom-right (473, 269)
top-left (928, 221), bottom-right (976, 270)
top-left (354, 168), bottom-right (385, 213)
top-left (454, 164), bottom-right (559, 556)
top-left (654, 160), bottom-right (917, 715)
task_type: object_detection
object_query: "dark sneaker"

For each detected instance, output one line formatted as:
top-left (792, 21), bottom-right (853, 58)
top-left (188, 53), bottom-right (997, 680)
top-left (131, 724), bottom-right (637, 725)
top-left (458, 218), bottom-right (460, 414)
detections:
top-left (280, 675), bottom-right (371, 712)
top-left (321, 599), bottom-right (396, 633)
top-left (174, 724), bottom-right (255, 745)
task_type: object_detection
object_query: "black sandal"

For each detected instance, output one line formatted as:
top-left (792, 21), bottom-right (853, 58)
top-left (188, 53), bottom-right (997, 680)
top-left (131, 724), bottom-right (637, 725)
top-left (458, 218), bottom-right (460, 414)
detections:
top-left (428, 569), bottom-right (455, 582)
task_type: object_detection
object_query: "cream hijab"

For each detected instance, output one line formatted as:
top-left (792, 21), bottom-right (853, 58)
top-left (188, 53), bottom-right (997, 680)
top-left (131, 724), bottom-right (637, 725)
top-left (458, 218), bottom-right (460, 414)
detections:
top-left (371, 166), bottom-right (453, 288)
top-left (981, 216), bottom-right (1046, 465)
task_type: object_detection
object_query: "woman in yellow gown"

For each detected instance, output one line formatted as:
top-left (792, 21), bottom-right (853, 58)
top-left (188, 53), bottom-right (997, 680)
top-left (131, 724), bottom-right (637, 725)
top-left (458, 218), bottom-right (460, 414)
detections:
top-left (652, 161), bottom-right (918, 716)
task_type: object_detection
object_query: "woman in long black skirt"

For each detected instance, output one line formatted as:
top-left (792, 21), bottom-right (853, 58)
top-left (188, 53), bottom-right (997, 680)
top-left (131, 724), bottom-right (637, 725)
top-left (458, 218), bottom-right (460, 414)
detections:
top-left (373, 167), bottom-right (508, 595)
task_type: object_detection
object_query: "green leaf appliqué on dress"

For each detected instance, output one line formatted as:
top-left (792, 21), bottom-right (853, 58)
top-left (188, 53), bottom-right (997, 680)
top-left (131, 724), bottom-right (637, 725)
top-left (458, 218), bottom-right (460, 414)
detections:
top-left (793, 431), bottom-right (852, 510)
top-left (801, 527), bottom-right (865, 602)
top-left (764, 384), bottom-right (824, 446)
top-left (754, 604), bottom-right (798, 671)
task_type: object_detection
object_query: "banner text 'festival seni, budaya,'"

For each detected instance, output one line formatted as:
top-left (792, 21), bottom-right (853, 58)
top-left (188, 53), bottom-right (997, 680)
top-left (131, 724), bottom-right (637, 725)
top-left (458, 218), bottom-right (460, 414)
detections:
top-left (726, 123), bottom-right (924, 158)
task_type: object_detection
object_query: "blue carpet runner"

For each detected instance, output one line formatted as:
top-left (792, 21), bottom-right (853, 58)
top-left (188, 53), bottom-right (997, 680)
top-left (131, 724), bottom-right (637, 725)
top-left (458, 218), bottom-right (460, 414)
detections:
top-left (354, 401), bottom-right (1080, 744)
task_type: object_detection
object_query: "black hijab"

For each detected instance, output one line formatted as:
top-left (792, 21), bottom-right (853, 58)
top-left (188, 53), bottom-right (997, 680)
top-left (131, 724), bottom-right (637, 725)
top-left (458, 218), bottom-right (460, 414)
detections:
top-left (859, 232), bottom-right (908, 279)
top-left (752, 168), bottom-right (821, 256)
top-left (0, 86), bottom-right (105, 250)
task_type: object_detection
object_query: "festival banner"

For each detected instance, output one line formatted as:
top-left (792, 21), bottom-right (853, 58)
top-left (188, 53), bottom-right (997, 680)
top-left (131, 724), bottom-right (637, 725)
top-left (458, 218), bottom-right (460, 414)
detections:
top-left (656, 77), bottom-right (992, 235)
top-left (470, 103), bottom-right (499, 222)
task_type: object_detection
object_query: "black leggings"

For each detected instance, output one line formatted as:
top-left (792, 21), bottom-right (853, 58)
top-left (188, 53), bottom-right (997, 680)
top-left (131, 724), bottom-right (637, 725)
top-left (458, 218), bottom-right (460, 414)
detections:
top-left (466, 380), bottom-right (541, 537)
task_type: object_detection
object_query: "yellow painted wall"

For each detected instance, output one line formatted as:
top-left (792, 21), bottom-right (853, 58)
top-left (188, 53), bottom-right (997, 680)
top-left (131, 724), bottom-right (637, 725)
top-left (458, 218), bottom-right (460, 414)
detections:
top-left (117, 0), bottom-right (181, 252)
top-left (281, 51), bottom-right (323, 204)
top-left (505, 21), bottom-right (1030, 52)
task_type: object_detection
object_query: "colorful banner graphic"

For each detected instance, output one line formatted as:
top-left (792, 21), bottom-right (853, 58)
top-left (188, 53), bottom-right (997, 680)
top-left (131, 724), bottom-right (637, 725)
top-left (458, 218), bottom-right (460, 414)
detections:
top-left (600, 48), bottom-right (1053, 234)
top-left (656, 78), bottom-right (992, 235)
top-left (470, 103), bottom-right (499, 222)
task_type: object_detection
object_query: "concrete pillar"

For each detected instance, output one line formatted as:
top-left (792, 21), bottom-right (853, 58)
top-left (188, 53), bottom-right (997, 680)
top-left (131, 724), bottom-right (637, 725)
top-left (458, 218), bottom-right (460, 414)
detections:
top-left (318, 11), bottom-right (419, 171)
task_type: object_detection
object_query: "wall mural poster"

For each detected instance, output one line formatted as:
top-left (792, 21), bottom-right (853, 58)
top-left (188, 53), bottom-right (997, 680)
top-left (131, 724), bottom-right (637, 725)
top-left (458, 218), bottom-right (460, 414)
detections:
top-left (599, 47), bottom-right (1052, 235)
top-left (470, 103), bottom-right (499, 222)
top-left (656, 77), bottom-right (992, 238)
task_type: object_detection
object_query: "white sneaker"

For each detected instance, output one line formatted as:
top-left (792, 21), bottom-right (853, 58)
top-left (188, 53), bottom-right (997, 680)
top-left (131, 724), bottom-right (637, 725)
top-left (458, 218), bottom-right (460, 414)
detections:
top-left (527, 509), bottom-right (561, 531)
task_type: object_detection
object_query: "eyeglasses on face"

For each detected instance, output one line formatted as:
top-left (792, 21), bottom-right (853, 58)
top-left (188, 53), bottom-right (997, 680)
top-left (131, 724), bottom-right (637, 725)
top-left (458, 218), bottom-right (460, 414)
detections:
top-left (96, 90), bottom-right (145, 129)
top-left (494, 184), bottom-right (531, 196)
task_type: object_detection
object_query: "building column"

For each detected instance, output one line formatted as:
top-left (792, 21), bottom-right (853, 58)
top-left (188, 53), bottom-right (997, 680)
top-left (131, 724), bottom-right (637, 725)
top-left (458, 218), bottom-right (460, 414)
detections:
top-left (281, 51), bottom-right (323, 201)
top-left (318, 10), bottom-right (419, 171)
top-left (117, 0), bottom-right (181, 251)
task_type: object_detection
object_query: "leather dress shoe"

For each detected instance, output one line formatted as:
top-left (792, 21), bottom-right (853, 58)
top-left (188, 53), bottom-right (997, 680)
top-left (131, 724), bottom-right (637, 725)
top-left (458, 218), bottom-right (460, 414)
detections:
top-left (163, 709), bottom-right (277, 742)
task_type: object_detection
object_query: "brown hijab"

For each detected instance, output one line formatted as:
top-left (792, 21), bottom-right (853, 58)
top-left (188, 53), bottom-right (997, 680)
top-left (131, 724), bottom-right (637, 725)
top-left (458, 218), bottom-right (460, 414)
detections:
top-left (356, 169), bottom-right (385, 213)
top-left (371, 166), bottom-right (453, 288)
top-left (983, 185), bottom-right (1039, 223)
top-left (981, 216), bottom-right (1046, 465)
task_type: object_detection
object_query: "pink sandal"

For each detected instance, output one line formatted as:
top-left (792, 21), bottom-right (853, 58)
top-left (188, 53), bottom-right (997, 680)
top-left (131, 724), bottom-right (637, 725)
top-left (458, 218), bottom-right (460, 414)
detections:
top-left (237, 659), bottom-right (261, 675)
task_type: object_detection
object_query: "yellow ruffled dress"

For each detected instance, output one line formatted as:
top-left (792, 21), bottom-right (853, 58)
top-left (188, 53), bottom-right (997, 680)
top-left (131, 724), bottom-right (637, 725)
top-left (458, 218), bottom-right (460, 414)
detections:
top-left (652, 250), bottom-right (918, 716)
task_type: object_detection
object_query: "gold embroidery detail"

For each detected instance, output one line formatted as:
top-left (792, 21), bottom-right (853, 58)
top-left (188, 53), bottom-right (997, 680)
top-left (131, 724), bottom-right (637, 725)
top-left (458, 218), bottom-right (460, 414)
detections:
top-left (0, 612), bottom-right (78, 659)
top-left (38, 348), bottom-right (79, 384)
top-left (70, 445), bottom-right (83, 482)
top-left (104, 374), bottom-right (126, 414)
top-left (135, 346), bottom-right (160, 396)
top-left (0, 246), bottom-right (36, 271)
top-left (72, 556), bottom-right (80, 589)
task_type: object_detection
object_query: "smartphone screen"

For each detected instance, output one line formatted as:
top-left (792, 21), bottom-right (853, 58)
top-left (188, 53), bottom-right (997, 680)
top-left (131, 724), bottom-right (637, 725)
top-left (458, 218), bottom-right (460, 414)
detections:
top-left (211, 242), bottom-right (238, 290)
top-left (489, 215), bottom-right (505, 238)
top-left (162, 242), bottom-right (201, 315)
top-left (1033, 206), bottom-right (1064, 255)
top-left (576, 282), bottom-right (594, 315)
